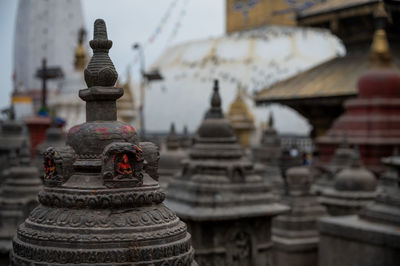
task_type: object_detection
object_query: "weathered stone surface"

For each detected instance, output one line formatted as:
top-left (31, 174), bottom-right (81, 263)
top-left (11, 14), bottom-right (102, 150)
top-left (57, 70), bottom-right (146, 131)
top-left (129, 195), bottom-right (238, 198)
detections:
top-left (0, 142), bottom-right (42, 256)
top-left (312, 134), bottom-right (353, 194)
top-left (272, 166), bottom-right (327, 266)
top-left (252, 112), bottom-right (284, 194)
top-left (319, 12), bottom-right (400, 266)
top-left (10, 18), bottom-right (196, 266)
top-left (166, 80), bottom-right (288, 266)
top-left (319, 147), bottom-right (378, 216)
top-left (0, 112), bottom-right (27, 184)
top-left (34, 118), bottom-right (65, 178)
top-left (158, 123), bottom-right (187, 189)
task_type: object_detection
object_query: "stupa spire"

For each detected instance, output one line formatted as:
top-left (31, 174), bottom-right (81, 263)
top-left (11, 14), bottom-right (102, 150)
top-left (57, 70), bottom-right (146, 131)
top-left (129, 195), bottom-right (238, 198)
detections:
top-left (74, 28), bottom-right (87, 70)
top-left (79, 19), bottom-right (122, 122)
top-left (268, 111), bottom-right (274, 128)
top-left (166, 122), bottom-right (179, 150)
top-left (205, 79), bottom-right (223, 119)
top-left (369, 2), bottom-right (392, 68)
top-left (84, 19), bottom-right (118, 88)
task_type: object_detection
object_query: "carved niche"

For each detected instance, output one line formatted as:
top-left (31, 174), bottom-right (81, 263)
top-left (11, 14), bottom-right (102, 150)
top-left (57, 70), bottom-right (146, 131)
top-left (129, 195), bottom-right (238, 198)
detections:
top-left (43, 146), bottom-right (76, 187)
top-left (102, 142), bottom-right (144, 188)
top-left (226, 224), bottom-right (256, 266)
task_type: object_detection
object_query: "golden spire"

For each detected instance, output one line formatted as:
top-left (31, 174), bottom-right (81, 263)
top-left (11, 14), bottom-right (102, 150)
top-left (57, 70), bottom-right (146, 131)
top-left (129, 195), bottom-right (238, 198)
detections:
top-left (227, 84), bottom-right (254, 147)
top-left (117, 66), bottom-right (136, 124)
top-left (369, 2), bottom-right (392, 68)
top-left (74, 28), bottom-right (87, 70)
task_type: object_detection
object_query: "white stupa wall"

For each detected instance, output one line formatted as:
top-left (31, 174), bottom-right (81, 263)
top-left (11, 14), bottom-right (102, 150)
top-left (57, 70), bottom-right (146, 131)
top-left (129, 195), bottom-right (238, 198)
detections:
top-left (146, 26), bottom-right (345, 136)
top-left (13, 0), bottom-right (85, 92)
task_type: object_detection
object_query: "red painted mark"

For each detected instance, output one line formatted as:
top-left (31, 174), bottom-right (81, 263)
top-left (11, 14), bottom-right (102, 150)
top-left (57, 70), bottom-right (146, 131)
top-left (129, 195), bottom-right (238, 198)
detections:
top-left (96, 127), bottom-right (108, 135)
top-left (69, 125), bottom-right (80, 133)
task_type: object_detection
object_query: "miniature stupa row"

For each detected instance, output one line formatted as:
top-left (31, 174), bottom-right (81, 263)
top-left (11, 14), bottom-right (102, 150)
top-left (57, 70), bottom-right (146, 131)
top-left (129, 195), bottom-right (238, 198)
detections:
top-left (166, 80), bottom-right (288, 265)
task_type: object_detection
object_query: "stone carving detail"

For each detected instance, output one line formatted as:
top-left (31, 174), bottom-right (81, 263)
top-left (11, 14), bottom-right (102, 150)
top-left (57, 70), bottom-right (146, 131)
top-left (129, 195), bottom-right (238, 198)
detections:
top-left (84, 19), bottom-right (118, 87)
top-left (226, 227), bottom-right (254, 266)
top-left (37, 189), bottom-right (165, 209)
top-left (102, 142), bottom-right (144, 188)
top-left (42, 146), bottom-right (75, 186)
top-left (10, 18), bottom-right (196, 266)
top-left (140, 141), bottom-right (160, 181)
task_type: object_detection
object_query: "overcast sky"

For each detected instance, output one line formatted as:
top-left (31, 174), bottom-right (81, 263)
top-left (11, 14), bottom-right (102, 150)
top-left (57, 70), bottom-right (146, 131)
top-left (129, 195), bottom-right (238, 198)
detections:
top-left (0, 0), bottom-right (225, 111)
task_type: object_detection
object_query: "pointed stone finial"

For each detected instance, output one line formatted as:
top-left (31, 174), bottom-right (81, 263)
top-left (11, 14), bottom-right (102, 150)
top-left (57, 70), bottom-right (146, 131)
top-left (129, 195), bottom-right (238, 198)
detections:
top-left (350, 145), bottom-right (362, 168)
top-left (268, 111), bottom-right (274, 128)
top-left (370, 3), bottom-right (392, 68)
top-left (9, 105), bottom-right (15, 121)
top-left (84, 19), bottom-right (118, 87)
top-left (19, 140), bottom-right (31, 166)
top-left (205, 80), bottom-right (223, 119)
top-left (79, 19), bottom-right (123, 122)
top-left (166, 122), bottom-right (179, 150)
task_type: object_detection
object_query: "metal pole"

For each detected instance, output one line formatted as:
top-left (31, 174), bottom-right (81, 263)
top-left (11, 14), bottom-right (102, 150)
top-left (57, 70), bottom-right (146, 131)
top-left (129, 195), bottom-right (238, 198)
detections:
top-left (41, 58), bottom-right (47, 110)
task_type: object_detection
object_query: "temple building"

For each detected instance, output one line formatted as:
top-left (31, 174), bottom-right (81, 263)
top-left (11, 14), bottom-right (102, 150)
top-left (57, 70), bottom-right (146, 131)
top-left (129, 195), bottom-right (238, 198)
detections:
top-left (227, 86), bottom-right (255, 147)
top-left (0, 142), bottom-right (42, 263)
top-left (166, 80), bottom-right (288, 265)
top-left (317, 6), bottom-right (400, 174)
top-left (318, 151), bottom-right (400, 266)
top-left (272, 166), bottom-right (327, 266)
top-left (319, 147), bottom-right (378, 216)
top-left (10, 19), bottom-right (196, 265)
top-left (255, 0), bottom-right (400, 137)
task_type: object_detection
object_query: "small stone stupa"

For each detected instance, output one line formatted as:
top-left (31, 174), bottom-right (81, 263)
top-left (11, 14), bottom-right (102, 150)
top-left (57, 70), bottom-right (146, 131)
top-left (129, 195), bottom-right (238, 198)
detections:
top-left (271, 166), bottom-right (327, 266)
top-left (166, 80), bottom-right (288, 266)
top-left (227, 85), bottom-right (254, 148)
top-left (0, 141), bottom-right (42, 260)
top-left (312, 134), bottom-right (354, 194)
top-left (0, 107), bottom-right (27, 181)
top-left (319, 146), bottom-right (378, 216)
top-left (252, 112), bottom-right (283, 193)
top-left (10, 19), bottom-right (196, 265)
top-left (158, 123), bottom-right (187, 189)
top-left (180, 125), bottom-right (192, 149)
top-left (319, 151), bottom-right (400, 266)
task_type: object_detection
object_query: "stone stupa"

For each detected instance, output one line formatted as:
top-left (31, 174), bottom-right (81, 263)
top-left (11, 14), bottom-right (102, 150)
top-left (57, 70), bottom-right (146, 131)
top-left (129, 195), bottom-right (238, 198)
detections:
top-left (0, 141), bottom-right (42, 262)
top-left (166, 80), bottom-right (288, 266)
top-left (10, 19), bottom-right (196, 266)
top-left (252, 112), bottom-right (284, 194)
top-left (271, 166), bottom-right (327, 266)
top-left (319, 146), bottom-right (378, 216)
top-left (312, 133), bottom-right (353, 194)
top-left (0, 107), bottom-right (27, 182)
top-left (158, 123), bottom-right (187, 189)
